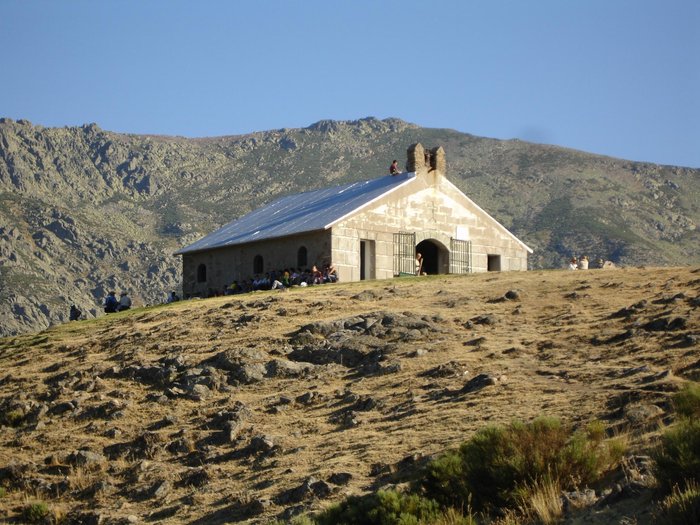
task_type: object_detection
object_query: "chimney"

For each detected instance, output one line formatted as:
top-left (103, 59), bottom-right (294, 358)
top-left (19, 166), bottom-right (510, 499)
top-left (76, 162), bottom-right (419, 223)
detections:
top-left (406, 143), bottom-right (446, 175)
top-left (406, 143), bottom-right (425, 173)
top-left (431, 146), bottom-right (446, 174)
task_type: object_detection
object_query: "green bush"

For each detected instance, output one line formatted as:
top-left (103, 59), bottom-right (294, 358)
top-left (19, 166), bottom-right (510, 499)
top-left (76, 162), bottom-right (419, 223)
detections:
top-left (23, 501), bottom-right (50, 522)
top-left (0, 486), bottom-right (6, 498)
top-left (422, 417), bottom-right (624, 512)
top-left (654, 418), bottom-right (700, 492)
top-left (315, 490), bottom-right (446, 525)
top-left (657, 480), bottom-right (700, 525)
top-left (672, 382), bottom-right (700, 420)
top-left (1, 409), bottom-right (25, 427)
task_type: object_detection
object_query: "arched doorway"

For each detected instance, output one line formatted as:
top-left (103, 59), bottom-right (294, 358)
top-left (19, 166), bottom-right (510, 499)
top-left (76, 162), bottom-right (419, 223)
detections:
top-left (416, 239), bottom-right (448, 275)
top-left (196, 264), bottom-right (207, 283)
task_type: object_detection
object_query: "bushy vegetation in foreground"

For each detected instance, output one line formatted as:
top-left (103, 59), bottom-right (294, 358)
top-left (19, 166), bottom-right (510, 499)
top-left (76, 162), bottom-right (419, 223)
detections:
top-left (291, 384), bottom-right (700, 524)
top-left (654, 418), bottom-right (700, 492)
top-left (422, 417), bottom-right (624, 512)
top-left (654, 382), bottom-right (700, 523)
top-left (304, 417), bottom-right (624, 525)
top-left (312, 490), bottom-right (474, 525)
top-left (671, 380), bottom-right (700, 420)
top-left (657, 480), bottom-right (700, 525)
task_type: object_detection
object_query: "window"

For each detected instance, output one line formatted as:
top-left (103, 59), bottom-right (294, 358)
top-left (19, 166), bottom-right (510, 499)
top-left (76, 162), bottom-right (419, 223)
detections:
top-left (196, 264), bottom-right (207, 283)
top-left (253, 255), bottom-right (263, 274)
top-left (297, 246), bottom-right (308, 268)
top-left (487, 254), bottom-right (501, 272)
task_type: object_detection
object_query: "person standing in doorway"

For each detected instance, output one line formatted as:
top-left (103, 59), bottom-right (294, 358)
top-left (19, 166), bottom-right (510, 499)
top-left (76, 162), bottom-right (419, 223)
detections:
top-left (415, 252), bottom-right (425, 275)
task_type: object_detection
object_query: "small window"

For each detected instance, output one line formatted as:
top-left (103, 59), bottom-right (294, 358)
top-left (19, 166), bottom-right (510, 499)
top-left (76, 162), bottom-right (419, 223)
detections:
top-left (297, 246), bottom-right (308, 268)
top-left (196, 264), bottom-right (207, 283)
top-left (253, 255), bottom-right (263, 274)
top-left (487, 254), bottom-right (501, 272)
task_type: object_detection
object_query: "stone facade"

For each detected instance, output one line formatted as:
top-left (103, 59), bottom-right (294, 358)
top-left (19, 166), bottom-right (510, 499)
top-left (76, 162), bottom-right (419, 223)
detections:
top-left (329, 156), bottom-right (529, 282)
top-left (180, 144), bottom-right (531, 296)
top-left (182, 230), bottom-right (332, 297)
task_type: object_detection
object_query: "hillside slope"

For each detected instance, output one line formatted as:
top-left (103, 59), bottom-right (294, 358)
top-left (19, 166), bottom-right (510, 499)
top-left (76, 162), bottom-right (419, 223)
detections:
top-left (1, 267), bottom-right (699, 523)
top-left (1, 116), bottom-right (699, 336)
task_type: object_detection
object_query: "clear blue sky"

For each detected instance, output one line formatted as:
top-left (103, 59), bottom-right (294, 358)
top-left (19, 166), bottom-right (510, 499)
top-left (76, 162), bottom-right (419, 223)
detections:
top-left (2, 1), bottom-right (698, 167)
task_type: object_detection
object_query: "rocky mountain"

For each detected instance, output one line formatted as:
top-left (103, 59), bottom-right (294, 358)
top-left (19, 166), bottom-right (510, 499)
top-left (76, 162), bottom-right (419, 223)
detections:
top-left (1, 117), bottom-right (698, 336)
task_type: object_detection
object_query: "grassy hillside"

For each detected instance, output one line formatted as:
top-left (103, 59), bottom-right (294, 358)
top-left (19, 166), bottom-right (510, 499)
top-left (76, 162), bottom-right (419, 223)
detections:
top-left (1, 267), bottom-right (699, 523)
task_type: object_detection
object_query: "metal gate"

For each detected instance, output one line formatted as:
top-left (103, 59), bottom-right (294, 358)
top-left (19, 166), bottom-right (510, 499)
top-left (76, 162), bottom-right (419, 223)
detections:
top-left (450, 238), bottom-right (472, 274)
top-left (393, 232), bottom-right (416, 276)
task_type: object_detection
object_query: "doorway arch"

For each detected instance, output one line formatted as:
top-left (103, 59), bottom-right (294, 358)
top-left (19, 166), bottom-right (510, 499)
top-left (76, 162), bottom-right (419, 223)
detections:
top-left (196, 264), bottom-right (207, 283)
top-left (416, 239), bottom-right (449, 275)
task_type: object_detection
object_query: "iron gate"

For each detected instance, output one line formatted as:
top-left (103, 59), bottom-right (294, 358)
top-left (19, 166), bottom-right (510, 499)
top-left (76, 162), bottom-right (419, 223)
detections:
top-left (450, 238), bottom-right (472, 274)
top-left (393, 231), bottom-right (416, 276)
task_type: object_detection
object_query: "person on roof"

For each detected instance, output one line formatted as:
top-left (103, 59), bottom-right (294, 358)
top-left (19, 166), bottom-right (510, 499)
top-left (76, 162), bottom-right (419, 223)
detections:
top-left (389, 160), bottom-right (400, 175)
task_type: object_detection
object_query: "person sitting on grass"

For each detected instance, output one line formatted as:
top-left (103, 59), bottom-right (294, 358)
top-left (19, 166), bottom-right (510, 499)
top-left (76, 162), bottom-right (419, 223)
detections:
top-left (324, 263), bottom-right (338, 283)
top-left (104, 291), bottom-right (118, 313)
top-left (118, 292), bottom-right (132, 311)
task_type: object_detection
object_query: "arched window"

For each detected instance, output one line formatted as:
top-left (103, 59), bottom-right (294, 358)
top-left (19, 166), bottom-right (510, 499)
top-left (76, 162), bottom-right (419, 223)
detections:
top-left (253, 255), bottom-right (263, 274)
top-left (196, 264), bottom-right (207, 283)
top-left (297, 246), bottom-right (308, 268)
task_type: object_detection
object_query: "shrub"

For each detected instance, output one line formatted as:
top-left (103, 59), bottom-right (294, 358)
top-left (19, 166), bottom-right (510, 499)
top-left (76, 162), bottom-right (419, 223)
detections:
top-left (1, 409), bottom-right (25, 427)
top-left (422, 417), bottom-right (624, 512)
top-left (672, 382), bottom-right (700, 420)
top-left (654, 418), bottom-right (700, 492)
top-left (0, 486), bottom-right (6, 498)
top-left (315, 490), bottom-right (445, 525)
top-left (23, 501), bottom-right (50, 522)
top-left (657, 480), bottom-right (700, 524)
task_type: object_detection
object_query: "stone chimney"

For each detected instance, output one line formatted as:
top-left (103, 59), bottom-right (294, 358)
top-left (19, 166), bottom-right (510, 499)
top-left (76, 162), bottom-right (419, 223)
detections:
top-left (406, 143), bottom-right (446, 175)
top-left (406, 143), bottom-right (425, 173)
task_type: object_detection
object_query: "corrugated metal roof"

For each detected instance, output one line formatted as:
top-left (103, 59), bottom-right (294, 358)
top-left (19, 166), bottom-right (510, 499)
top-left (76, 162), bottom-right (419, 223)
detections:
top-left (175, 172), bottom-right (416, 255)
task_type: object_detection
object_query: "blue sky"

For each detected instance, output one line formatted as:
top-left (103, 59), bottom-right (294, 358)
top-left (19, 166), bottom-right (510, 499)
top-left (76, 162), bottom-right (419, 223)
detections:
top-left (1, 1), bottom-right (698, 167)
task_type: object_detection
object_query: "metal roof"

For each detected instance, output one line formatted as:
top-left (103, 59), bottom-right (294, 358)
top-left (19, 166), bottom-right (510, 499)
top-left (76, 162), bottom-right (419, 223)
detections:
top-left (175, 172), bottom-right (416, 255)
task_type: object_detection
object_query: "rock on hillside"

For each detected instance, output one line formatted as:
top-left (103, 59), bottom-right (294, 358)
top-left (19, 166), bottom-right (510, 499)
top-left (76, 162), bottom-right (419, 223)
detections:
top-left (0, 267), bottom-right (699, 523)
top-left (1, 116), bottom-right (699, 336)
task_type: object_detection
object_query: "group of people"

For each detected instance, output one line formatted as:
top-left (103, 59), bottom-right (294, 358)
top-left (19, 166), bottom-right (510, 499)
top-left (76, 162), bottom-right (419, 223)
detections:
top-left (567, 256), bottom-right (614, 270)
top-left (103, 291), bottom-right (132, 313)
top-left (222, 264), bottom-right (338, 296)
top-left (568, 256), bottom-right (589, 270)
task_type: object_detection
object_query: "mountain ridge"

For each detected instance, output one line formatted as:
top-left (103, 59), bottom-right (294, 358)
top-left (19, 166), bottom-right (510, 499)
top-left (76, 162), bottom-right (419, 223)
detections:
top-left (1, 116), bottom-right (698, 336)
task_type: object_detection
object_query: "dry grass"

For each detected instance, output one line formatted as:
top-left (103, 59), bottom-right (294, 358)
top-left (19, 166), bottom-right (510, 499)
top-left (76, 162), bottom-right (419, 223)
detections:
top-left (520, 478), bottom-right (564, 525)
top-left (0, 267), bottom-right (699, 523)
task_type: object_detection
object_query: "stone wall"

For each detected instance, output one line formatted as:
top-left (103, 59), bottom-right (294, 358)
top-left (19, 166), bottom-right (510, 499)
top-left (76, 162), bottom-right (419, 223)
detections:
top-left (182, 230), bottom-right (332, 297)
top-left (330, 158), bottom-right (529, 279)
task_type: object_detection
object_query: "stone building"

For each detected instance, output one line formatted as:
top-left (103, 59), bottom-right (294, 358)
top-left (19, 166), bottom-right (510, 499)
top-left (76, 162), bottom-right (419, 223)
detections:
top-left (175, 144), bottom-right (532, 297)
